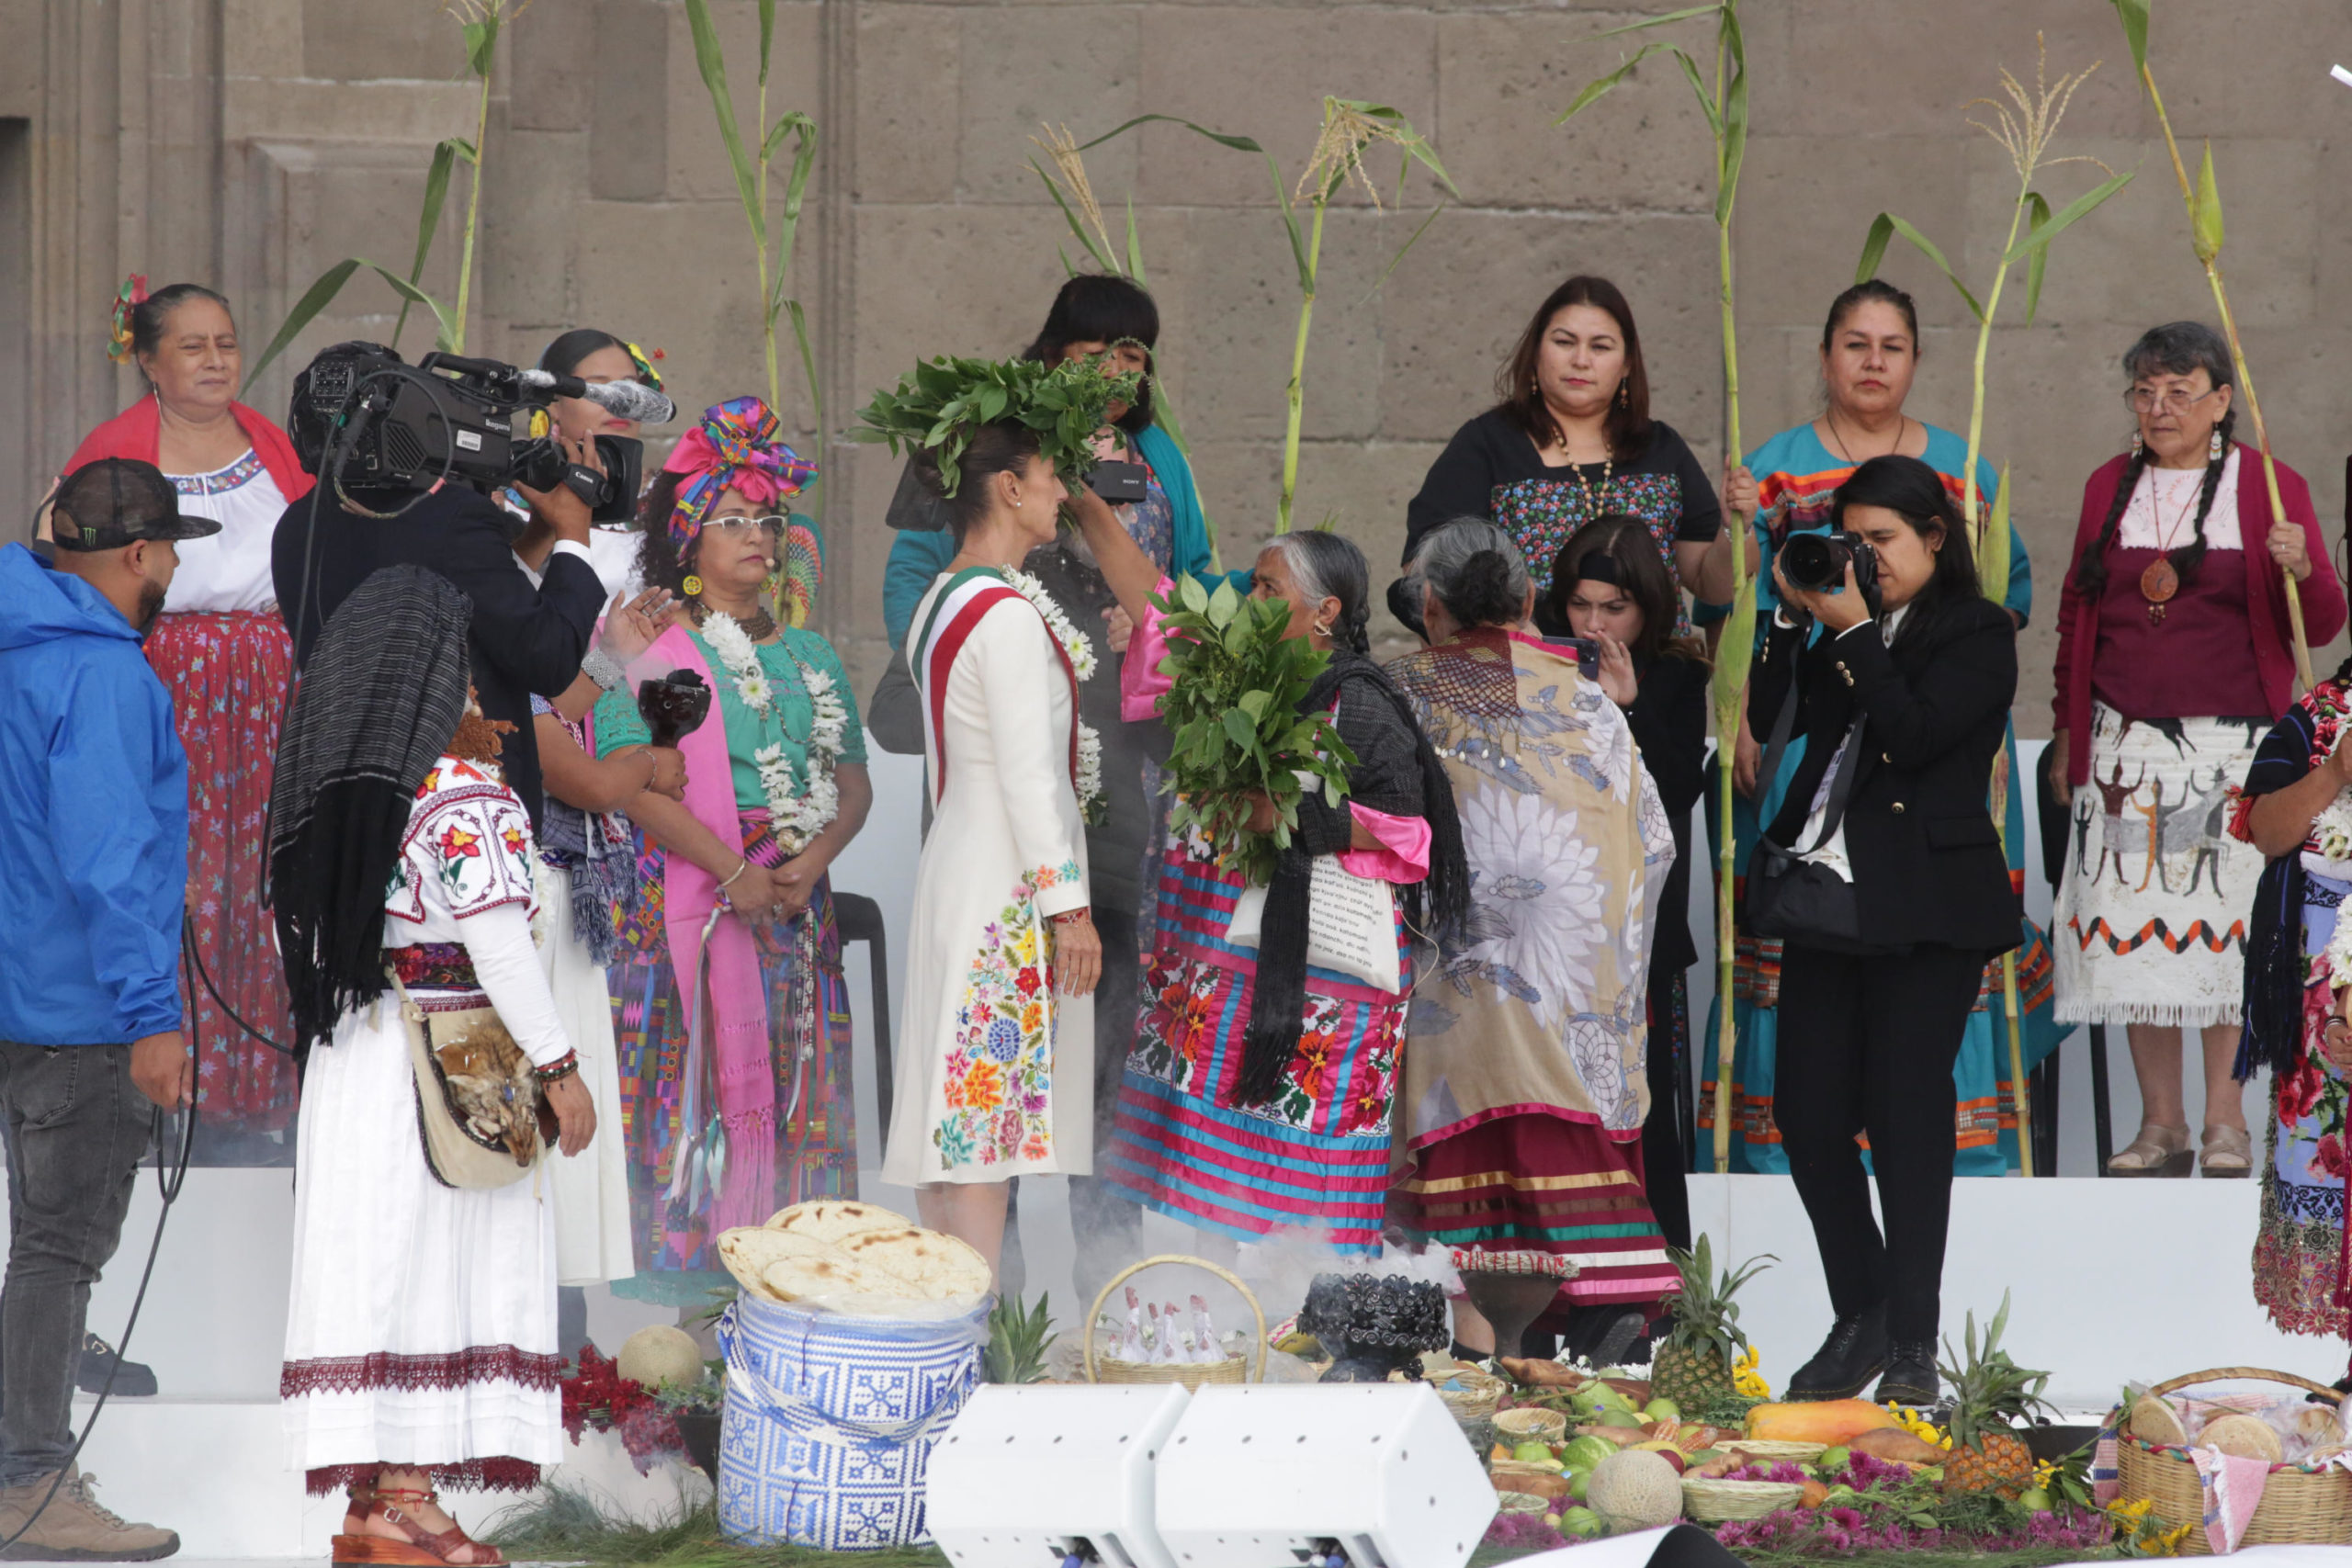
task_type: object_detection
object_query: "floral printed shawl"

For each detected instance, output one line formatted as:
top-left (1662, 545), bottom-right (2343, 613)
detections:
top-left (1386, 629), bottom-right (1677, 1145)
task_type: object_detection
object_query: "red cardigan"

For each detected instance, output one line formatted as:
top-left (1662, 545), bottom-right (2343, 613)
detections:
top-left (2052, 445), bottom-right (2345, 786)
top-left (62, 395), bottom-right (313, 502)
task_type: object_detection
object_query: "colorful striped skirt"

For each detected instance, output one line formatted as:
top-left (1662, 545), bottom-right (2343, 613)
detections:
top-left (1390, 1112), bottom-right (1678, 1308)
top-left (146, 610), bottom-right (298, 1132)
top-left (1102, 845), bottom-right (1408, 1257)
top-left (605, 815), bottom-right (856, 1307)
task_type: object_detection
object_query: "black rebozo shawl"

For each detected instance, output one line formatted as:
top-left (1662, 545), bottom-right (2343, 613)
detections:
top-left (267, 565), bottom-right (472, 1063)
top-left (1235, 649), bottom-right (1470, 1105)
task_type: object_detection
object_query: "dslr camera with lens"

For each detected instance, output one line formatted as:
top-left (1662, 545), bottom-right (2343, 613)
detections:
top-left (1778, 528), bottom-right (1881, 612)
top-left (288, 343), bottom-right (673, 522)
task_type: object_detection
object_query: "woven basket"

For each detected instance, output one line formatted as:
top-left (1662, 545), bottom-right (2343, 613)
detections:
top-left (1682, 1477), bottom-right (1804, 1523)
top-left (2108, 1366), bottom-right (2352, 1554)
top-left (1085, 1255), bottom-right (1267, 1391)
top-left (1494, 1405), bottom-right (1569, 1443)
top-left (1419, 1369), bottom-right (1507, 1423)
top-left (1723, 1438), bottom-right (1826, 1463)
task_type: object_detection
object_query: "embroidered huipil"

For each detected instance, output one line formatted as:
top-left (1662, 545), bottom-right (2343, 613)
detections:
top-left (883, 569), bottom-right (1093, 1183)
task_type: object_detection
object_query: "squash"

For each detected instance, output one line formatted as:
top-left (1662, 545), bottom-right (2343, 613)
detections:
top-left (1745, 1399), bottom-right (1900, 1447)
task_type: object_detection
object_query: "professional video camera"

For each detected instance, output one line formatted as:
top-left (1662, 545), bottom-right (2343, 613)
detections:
top-left (287, 343), bottom-right (675, 522)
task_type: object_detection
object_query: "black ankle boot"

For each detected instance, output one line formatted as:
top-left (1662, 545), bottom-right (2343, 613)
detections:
top-left (1876, 1340), bottom-right (1939, 1406)
top-left (1786, 1304), bottom-right (1888, 1401)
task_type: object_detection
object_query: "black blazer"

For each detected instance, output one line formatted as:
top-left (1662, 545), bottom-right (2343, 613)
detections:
top-left (271, 485), bottom-right (605, 829)
top-left (1749, 592), bottom-right (2020, 955)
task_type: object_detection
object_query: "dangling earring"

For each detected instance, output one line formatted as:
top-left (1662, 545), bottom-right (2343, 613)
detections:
top-left (2130, 432), bottom-right (2143, 461)
top-left (1617, 381), bottom-right (1630, 409)
top-left (2210, 426), bottom-right (2224, 462)
top-left (682, 574), bottom-right (705, 597)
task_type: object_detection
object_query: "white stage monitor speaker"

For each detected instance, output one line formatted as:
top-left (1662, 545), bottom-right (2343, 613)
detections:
top-left (1155, 1382), bottom-right (1496, 1568)
top-left (927, 1382), bottom-right (1192, 1568)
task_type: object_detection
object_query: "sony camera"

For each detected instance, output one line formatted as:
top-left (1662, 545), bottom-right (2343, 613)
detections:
top-left (1778, 528), bottom-right (1881, 604)
top-left (288, 344), bottom-right (667, 522)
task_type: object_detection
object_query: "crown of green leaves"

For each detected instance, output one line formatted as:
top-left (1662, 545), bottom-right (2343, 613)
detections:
top-left (850, 354), bottom-right (1142, 499)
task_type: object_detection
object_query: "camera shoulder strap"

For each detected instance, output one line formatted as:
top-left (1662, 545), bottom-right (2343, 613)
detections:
top-left (1755, 638), bottom-right (1869, 858)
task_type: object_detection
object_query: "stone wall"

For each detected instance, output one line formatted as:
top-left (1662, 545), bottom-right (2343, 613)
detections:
top-left (7, 0), bottom-right (2350, 731)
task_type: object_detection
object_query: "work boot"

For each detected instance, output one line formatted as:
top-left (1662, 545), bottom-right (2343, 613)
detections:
top-left (1875, 1340), bottom-right (1940, 1407)
top-left (0, 1468), bottom-right (179, 1561)
top-left (1785, 1303), bottom-right (1888, 1402)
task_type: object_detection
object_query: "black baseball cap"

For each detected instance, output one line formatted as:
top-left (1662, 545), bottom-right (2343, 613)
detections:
top-left (51, 458), bottom-right (221, 552)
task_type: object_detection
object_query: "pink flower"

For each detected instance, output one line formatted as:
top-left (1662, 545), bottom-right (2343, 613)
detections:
top-left (2314, 1132), bottom-right (2349, 1179)
top-left (2281, 1060), bottom-right (2327, 1122)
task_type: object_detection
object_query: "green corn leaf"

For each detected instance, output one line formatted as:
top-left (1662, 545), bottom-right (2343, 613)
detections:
top-left (2191, 141), bottom-right (2224, 264)
top-left (784, 298), bottom-right (820, 431)
top-left (2109, 0), bottom-right (2151, 82)
top-left (1710, 577), bottom-right (1757, 727)
top-left (1557, 41), bottom-right (1707, 129)
top-left (1331, 99), bottom-right (1458, 197)
top-left (1269, 162), bottom-right (1313, 296)
top-left (1355, 201), bottom-right (1449, 307)
top-left (1714, 6), bottom-right (1748, 227)
top-left (2020, 192), bottom-right (2053, 325)
top-left (756, 0), bottom-right (776, 86)
top-left (1028, 159), bottom-right (1119, 276)
top-left (247, 259), bottom-right (458, 384)
top-left (1125, 196), bottom-right (1147, 284)
top-left (1978, 463), bottom-right (2013, 606)
top-left (2002, 171), bottom-right (2135, 270)
top-left (462, 17), bottom-right (498, 79)
top-left (764, 113), bottom-right (820, 325)
top-left (1855, 212), bottom-right (1984, 321)
top-left (684, 0), bottom-right (764, 252)
top-left (1666, 47), bottom-right (1721, 141)
top-left (390, 137), bottom-right (465, 353)
top-left (1076, 113), bottom-right (1265, 156)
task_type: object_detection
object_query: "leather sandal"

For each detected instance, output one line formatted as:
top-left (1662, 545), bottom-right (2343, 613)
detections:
top-left (2107, 1122), bottom-right (2194, 1178)
top-left (2200, 1124), bottom-right (2254, 1179)
top-left (332, 1483), bottom-right (504, 1567)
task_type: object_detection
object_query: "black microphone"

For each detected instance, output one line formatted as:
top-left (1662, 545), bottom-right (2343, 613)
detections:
top-left (518, 368), bottom-right (677, 426)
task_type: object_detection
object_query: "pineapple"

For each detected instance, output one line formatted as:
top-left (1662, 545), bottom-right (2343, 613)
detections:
top-left (1939, 1292), bottom-right (2053, 1498)
top-left (984, 1292), bottom-right (1057, 1384)
top-left (1649, 1235), bottom-right (1772, 1410)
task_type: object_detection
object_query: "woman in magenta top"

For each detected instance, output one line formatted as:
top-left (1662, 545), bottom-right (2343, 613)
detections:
top-left (2049, 321), bottom-right (2346, 1178)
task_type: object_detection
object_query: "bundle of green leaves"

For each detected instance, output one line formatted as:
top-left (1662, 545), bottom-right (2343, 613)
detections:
top-left (1153, 576), bottom-right (1355, 886)
top-left (850, 354), bottom-right (1141, 498)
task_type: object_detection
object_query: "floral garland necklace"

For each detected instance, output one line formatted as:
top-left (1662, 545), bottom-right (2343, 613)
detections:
top-left (700, 609), bottom-right (850, 856)
top-left (994, 567), bottom-right (1105, 825)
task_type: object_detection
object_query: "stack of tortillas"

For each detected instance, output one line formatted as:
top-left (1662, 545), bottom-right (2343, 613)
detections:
top-left (718, 1201), bottom-right (991, 1312)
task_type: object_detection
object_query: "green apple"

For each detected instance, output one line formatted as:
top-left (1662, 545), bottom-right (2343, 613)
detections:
top-left (1559, 1506), bottom-right (1603, 1540)
top-left (1642, 1397), bottom-right (1679, 1422)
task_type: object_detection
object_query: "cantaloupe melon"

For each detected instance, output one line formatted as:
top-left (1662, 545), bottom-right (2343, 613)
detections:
top-left (1744, 1399), bottom-right (1899, 1447)
top-left (1588, 1449), bottom-right (1682, 1529)
top-left (616, 1325), bottom-right (707, 1391)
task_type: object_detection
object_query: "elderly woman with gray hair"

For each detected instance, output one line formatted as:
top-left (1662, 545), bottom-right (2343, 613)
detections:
top-left (2050, 321), bottom-right (2346, 1177)
top-left (1386, 520), bottom-right (1680, 1363)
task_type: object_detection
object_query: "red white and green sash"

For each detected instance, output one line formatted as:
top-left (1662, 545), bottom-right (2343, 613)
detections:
top-left (909, 566), bottom-right (1080, 807)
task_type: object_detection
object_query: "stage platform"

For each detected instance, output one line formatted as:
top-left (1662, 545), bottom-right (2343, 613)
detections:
top-left (57, 1160), bottom-right (2323, 1558)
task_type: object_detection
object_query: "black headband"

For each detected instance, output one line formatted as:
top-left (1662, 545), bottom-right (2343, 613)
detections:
top-left (1565, 552), bottom-right (1628, 589)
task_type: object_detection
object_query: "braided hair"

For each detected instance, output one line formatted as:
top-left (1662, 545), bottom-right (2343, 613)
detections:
top-left (2073, 321), bottom-right (2238, 600)
top-left (1261, 529), bottom-right (1374, 653)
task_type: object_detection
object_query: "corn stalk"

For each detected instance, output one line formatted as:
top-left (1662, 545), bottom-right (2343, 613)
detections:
top-left (1029, 125), bottom-right (1215, 563)
top-left (684, 0), bottom-right (823, 507)
top-left (2109, 0), bottom-right (2313, 691)
top-left (1072, 107), bottom-right (1452, 535)
top-left (246, 2), bottom-right (526, 381)
top-left (1851, 41), bottom-right (2132, 1178)
top-left (1560, 0), bottom-right (1751, 1173)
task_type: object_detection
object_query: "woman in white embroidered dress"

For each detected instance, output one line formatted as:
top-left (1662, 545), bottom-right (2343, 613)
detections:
top-left (884, 419), bottom-right (1104, 1278)
top-left (270, 567), bottom-right (594, 1566)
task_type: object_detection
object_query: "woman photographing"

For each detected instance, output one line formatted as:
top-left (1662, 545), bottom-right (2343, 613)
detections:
top-left (1748, 456), bottom-right (2020, 1407)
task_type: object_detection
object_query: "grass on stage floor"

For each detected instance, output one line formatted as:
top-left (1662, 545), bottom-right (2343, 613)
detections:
top-left (488, 1485), bottom-right (2121, 1568)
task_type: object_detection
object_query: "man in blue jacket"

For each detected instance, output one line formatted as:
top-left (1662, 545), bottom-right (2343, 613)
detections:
top-left (0, 458), bottom-right (203, 1560)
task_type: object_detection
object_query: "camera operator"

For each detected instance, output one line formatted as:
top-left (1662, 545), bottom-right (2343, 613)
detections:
top-left (269, 344), bottom-right (608, 829)
top-left (1747, 454), bottom-right (2019, 1411)
top-left (0, 460), bottom-right (200, 1558)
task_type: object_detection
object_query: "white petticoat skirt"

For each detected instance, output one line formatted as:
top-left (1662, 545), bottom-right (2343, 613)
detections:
top-left (537, 864), bottom-right (635, 1286)
top-left (280, 990), bottom-right (562, 1495)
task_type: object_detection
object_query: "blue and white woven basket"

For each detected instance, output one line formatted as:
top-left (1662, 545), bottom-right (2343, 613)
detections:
top-left (716, 1292), bottom-right (988, 1551)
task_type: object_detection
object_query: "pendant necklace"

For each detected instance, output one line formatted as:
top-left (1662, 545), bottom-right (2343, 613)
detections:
top-left (1558, 434), bottom-right (1613, 515)
top-left (2139, 469), bottom-right (2202, 626)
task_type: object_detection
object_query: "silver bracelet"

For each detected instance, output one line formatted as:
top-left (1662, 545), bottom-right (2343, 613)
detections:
top-left (582, 648), bottom-right (628, 693)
